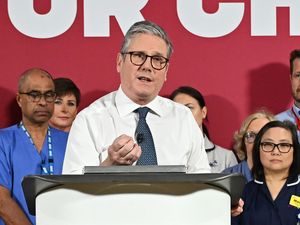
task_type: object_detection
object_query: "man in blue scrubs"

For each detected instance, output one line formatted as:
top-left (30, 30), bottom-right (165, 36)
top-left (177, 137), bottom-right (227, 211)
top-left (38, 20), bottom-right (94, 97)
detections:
top-left (0, 68), bottom-right (68, 225)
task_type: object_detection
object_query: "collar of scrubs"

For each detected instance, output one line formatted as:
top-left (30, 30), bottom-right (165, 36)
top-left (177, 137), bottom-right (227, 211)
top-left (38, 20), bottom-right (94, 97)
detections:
top-left (19, 122), bottom-right (54, 175)
top-left (254, 174), bottom-right (300, 187)
top-left (204, 135), bottom-right (216, 152)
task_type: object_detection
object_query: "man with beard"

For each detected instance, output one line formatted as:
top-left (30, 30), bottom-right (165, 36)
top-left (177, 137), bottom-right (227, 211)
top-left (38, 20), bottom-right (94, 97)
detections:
top-left (0, 68), bottom-right (68, 225)
top-left (277, 50), bottom-right (300, 132)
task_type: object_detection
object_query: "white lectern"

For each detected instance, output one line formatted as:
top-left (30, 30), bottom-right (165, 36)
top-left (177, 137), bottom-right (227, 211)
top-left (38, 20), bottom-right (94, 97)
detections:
top-left (22, 169), bottom-right (245, 225)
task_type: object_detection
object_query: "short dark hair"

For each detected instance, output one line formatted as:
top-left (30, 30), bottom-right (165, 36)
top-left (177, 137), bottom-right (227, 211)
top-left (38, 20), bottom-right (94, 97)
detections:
top-left (290, 49), bottom-right (300, 75)
top-left (54, 78), bottom-right (81, 107)
top-left (170, 86), bottom-right (206, 108)
top-left (252, 120), bottom-right (300, 181)
top-left (169, 86), bottom-right (210, 137)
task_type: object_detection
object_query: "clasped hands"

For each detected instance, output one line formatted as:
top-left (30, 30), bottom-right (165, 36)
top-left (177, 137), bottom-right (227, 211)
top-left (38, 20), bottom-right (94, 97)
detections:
top-left (101, 134), bottom-right (142, 166)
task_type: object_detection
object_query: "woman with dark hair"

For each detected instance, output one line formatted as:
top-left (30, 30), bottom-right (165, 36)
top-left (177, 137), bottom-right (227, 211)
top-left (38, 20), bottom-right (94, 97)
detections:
top-left (49, 78), bottom-right (81, 132)
top-left (233, 120), bottom-right (300, 225)
top-left (170, 86), bottom-right (237, 172)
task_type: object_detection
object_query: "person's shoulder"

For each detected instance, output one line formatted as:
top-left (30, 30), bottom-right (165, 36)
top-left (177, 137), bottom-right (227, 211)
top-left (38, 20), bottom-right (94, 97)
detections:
top-left (0, 124), bottom-right (19, 145)
top-left (243, 180), bottom-right (258, 194)
top-left (49, 126), bottom-right (69, 138)
top-left (214, 144), bottom-right (234, 155)
top-left (276, 109), bottom-right (292, 120)
top-left (157, 96), bottom-right (191, 115)
top-left (214, 145), bottom-right (237, 161)
top-left (0, 124), bottom-right (19, 135)
top-left (223, 161), bottom-right (244, 173)
top-left (78, 91), bottom-right (117, 116)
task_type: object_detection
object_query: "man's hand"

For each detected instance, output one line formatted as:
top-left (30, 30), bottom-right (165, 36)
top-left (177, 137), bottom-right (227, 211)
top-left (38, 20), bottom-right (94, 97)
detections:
top-left (231, 198), bottom-right (244, 217)
top-left (101, 134), bottom-right (142, 166)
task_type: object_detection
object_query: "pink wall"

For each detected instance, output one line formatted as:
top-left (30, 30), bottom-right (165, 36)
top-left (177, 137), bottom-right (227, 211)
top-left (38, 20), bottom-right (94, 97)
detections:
top-left (0, 0), bottom-right (298, 148)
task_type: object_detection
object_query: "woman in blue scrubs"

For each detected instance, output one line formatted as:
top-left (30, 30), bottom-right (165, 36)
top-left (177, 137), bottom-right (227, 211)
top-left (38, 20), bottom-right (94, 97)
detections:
top-left (233, 120), bottom-right (300, 225)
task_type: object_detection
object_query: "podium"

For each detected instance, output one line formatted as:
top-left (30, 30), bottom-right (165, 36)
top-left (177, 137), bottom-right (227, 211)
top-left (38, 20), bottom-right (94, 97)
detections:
top-left (22, 171), bottom-right (245, 225)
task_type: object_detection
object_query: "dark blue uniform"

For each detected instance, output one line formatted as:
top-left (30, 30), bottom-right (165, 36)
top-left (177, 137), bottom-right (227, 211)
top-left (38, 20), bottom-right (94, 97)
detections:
top-left (232, 175), bottom-right (300, 225)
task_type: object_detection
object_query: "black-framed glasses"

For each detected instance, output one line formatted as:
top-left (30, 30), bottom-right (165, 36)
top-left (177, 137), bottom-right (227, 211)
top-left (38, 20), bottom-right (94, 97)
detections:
top-left (122, 51), bottom-right (169, 70)
top-left (260, 142), bottom-right (293, 153)
top-left (244, 131), bottom-right (257, 143)
top-left (19, 91), bottom-right (56, 103)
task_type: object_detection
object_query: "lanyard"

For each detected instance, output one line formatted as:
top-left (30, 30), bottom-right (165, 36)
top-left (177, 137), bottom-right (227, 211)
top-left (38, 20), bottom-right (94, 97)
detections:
top-left (19, 122), bottom-right (54, 175)
top-left (291, 108), bottom-right (300, 130)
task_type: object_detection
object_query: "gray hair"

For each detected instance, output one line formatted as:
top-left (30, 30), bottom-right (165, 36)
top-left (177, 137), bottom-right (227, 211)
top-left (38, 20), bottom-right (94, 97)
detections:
top-left (120, 20), bottom-right (173, 58)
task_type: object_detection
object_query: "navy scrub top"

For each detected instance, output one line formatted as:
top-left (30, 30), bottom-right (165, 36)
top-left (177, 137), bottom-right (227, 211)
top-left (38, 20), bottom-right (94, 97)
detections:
top-left (232, 175), bottom-right (300, 225)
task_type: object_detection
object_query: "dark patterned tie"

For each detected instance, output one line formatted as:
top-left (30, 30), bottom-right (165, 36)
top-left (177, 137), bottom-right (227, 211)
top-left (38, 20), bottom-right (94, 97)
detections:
top-left (135, 107), bottom-right (157, 165)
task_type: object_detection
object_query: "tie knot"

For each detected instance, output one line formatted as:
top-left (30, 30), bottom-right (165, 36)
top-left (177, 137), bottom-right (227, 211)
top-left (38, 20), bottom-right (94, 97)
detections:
top-left (137, 107), bottom-right (150, 119)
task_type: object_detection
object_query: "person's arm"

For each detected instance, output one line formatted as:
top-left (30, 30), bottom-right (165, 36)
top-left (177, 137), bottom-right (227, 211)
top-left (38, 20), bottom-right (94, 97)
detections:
top-left (0, 186), bottom-right (32, 225)
top-left (186, 111), bottom-right (211, 173)
top-left (63, 114), bottom-right (103, 174)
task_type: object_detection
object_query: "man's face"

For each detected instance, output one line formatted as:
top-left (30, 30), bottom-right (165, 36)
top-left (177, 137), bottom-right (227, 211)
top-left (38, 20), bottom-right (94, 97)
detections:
top-left (16, 72), bottom-right (55, 125)
top-left (291, 58), bottom-right (300, 106)
top-left (117, 33), bottom-right (169, 105)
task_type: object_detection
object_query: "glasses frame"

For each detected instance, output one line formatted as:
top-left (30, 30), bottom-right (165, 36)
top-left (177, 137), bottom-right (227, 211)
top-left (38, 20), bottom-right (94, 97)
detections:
top-left (260, 141), bottom-right (293, 153)
top-left (19, 91), bottom-right (56, 103)
top-left (122, 51), bottom-right (169, 70)
top-left (244, 131), bottom-right (257, 143)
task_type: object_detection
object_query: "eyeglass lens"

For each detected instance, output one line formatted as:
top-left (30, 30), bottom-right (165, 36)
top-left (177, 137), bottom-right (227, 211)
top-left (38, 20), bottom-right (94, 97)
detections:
top-left (260, 142), bottom-right (293, 153)
top-left (127, 52), bottom-right (168, 70)
top-left (245, 131), bottom-right (256, 143)
top-left (27, 91), bottom-right (56, 102)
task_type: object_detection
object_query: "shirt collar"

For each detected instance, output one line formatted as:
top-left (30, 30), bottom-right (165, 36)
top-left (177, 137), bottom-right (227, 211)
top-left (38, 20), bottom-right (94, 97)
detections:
top-left (254, 174), bottom-right (300, 186)
top-left (204, 135), bottom-right (215, 152)
top-left (292, 104), bottom-right (300, 116)
top-left (115, 86), bottom-right (164, 117)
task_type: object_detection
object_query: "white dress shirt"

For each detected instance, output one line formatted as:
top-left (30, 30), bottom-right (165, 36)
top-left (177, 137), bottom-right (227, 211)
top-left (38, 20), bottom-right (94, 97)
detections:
top-left (62, 87), bottom-right (210, 174)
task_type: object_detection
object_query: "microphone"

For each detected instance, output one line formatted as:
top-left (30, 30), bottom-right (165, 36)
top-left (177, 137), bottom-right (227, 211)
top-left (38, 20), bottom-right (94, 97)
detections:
top-left (136, 133), bottom-right (144, 144)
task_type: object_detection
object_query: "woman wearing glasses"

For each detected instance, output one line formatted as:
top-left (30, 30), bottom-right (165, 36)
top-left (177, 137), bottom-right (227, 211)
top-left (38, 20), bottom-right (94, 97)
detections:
top-left (223, 111), bottom-right (274, 182)
top-left (233, 120), bottom-right (300, 225)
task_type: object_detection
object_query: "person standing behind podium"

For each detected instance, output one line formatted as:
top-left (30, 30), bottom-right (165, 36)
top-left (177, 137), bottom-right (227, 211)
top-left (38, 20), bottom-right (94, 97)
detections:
top-left (232, 120), bottom-right (300, 225)
top-left (170, 86), bottom-right (238, 172)
top-left (62, 20), bottom-right (210, 174)
top-left (223, 111), bottom-right (274, 182)
top-left (0, 68), bottom-right (68, 225)
top-left (49, 77), bottom-right (81, 132)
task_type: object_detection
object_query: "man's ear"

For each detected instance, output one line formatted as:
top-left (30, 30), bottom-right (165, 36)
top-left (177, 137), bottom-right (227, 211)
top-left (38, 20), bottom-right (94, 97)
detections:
top-left (116, 53), bottom-right (123, 73)
top-left (164, 64), bottom-right (169, 81)
top-left (16, 93), bottom-right (22, 108)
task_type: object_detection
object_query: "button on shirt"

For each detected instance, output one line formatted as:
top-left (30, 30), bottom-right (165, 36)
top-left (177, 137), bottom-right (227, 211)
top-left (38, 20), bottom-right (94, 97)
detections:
top-left (62, 87), bottom-right (210, 174)
top-left (232, 175), bottom-right (300, 225)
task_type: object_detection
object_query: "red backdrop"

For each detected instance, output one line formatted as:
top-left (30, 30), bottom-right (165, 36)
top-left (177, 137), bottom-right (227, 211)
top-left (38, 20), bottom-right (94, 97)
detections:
top-left (0, 0), bottom-right (298, 148)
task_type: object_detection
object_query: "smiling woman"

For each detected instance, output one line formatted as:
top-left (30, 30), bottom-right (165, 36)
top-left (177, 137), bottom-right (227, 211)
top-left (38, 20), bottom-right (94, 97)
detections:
top-left (49, 78), bottom-right (81, 132)
top-left (233, 120), bottom-right (300, 225)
